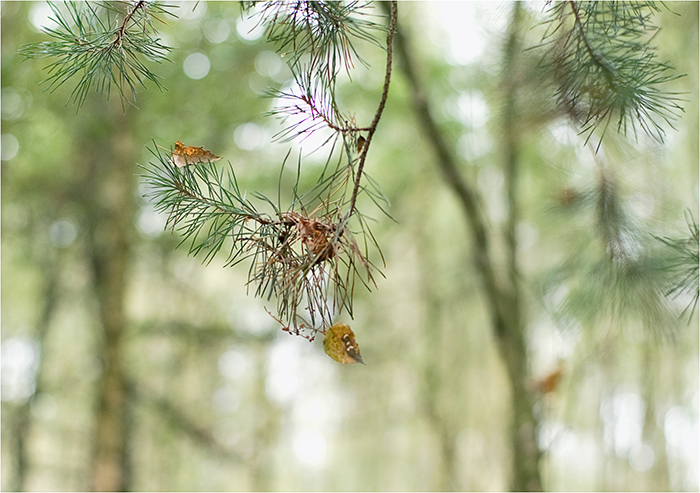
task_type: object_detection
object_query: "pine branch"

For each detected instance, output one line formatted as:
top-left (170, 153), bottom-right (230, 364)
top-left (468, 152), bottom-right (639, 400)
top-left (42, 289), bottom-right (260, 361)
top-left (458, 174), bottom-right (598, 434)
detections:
top-left (266, 69), bottom-right (351, 143)
top-left (139, 2), bottom-right (395, 336)
top-left (538, 1), bottom-right (684, 149)
top-left (19, 1), bottom-right (175, 110)
top-left (255, 1), bottom-right (394, 211)
top-left (654, 211), bottom-right (700, 322)
top-left (544, 160), bottom-right (694, 335)
top-left (347, 0), bottom-right (397, 217)
top-left (244, 1), bottom-right (384, 84)
top-left (141, 140), bottom-right (380, 336)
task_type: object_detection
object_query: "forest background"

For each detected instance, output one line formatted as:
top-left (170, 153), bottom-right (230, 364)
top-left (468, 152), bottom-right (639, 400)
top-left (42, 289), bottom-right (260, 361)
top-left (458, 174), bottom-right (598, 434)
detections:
top-left (1, 1), bottom-right (698, 491)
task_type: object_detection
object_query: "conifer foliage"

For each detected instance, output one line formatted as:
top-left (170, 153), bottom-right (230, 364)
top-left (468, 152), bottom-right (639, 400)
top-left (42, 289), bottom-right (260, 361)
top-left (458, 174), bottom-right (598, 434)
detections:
top-left (19, 1), bottom-right (173, 109)
top-left (141, 1), bottom-right (397, 338)
top-left (538, 1), bottom-right (684, 148)
top-left (20, 0), bottom-right (398, 342)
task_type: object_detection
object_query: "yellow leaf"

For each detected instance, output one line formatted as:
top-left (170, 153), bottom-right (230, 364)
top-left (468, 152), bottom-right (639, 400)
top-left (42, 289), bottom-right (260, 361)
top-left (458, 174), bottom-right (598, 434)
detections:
top-left (323, 322), bottom-right (365, 365)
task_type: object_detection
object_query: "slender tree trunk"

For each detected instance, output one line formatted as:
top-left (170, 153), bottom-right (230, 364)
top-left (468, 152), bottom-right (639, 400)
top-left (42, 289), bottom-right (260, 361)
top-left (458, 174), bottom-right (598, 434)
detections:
top-left (248, 342), bottom-right (281, 492)
top-left (641, 346), bottom-right (671, 491)
top-left (10, 248), bottom-right (60, 491)
top-left (388, 4), bottom-right (543, 490)
top-left (81, 101), bottom-right (136, 492)
top-left (414, 209), bottom-right (459, 491)
top-left (498, 4), bottom-right (544, 491)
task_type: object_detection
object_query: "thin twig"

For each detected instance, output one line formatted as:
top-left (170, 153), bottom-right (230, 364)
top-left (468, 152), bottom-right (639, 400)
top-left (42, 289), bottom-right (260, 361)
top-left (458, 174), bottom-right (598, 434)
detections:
top-left (567, 1), bottom-right (616, 86)
top-left (116, 1), bottom-right (147, 45)
top-left (347, 0), bottom-right (397, 217)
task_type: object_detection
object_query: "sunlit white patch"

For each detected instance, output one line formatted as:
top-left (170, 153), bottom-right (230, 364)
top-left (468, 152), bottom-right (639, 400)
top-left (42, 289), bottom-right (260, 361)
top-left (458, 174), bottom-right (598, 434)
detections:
top-left (1, 337), bottom-right (40, 402)
top-left (254, 51), bottom-right (283, 78)
top-left (538, 419), bottom-right (567, 450)
top-left (477, 166), bottom-right (504, 192)
top-left (233, 304), bottom-right (275, 335)
top-left (29, 2), bottom-right (58, 32)
top-left (543, 424), bottom-right (602, 485)
top-left (237, 8), bottom-right (265, 42)
top-left (457, 129), bottom-right (492, 161)
top-left (293, 429), bottom-right (327, 468)
top-left (549, 121), bottom-right (580, 147)
top-left (516, 222), bottom-right (538, 251)
top-left (543, 284), bottom-right (569, 311)
top-left (265, 338), bottom-right (301, 404)
top-left (1, 88), bottom-right (31, 121)
top-left (523, 0), bottom-right (549, 19)
top-left (600, 389), bottom-right (645, 457)
top-left (173, 0), bottom-right (206, 21)
top-left (629, 443), bottom-right (656, 472)
top-left (445, 90), bottom-right (490, 128)
top-left (234, 122), bottom-right (265, 151)
top-left (292, 392), bottom-right (343, 432)
top-left (212, 384), bottom-right (241, 412)
top-left (218, 348), bottom-right (251, 380)
top-left (136, 205), bottom-right (167, 237)
top-left (664, 406), bottom-right (695, 455)
top-left (629, 192), bottom-right (654, 220)
top-left (433, 2), bottom-right (484, 65)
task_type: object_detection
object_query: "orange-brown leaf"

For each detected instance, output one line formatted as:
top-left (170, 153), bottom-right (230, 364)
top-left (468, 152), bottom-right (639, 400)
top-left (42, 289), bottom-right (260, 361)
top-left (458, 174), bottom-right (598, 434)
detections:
top-left (170, 140), bottom-right (222, 167)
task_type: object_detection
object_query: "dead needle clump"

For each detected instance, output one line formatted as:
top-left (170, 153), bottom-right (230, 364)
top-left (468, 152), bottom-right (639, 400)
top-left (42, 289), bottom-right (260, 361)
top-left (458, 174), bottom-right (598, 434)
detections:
top-left (283, 211), bottom-right (337, 263)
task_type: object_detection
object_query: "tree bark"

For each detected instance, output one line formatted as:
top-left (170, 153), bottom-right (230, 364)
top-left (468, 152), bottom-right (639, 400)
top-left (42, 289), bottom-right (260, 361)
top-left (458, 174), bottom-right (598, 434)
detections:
top-left (498, 4), bottom-right (544, 491)
top-left (387, 4), bottom-right (543, 490)
top-left (10, 248), bottom-right (60, 491)
top-left (82, 101), bottom-right (136, 492)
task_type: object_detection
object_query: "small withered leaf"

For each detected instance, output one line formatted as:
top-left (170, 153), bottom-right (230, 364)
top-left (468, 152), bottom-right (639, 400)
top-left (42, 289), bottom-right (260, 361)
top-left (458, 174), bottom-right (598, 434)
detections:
top-left (323, 322), bottom-right (365, 364)
top-left (170, 140), bottom-right (222, 168)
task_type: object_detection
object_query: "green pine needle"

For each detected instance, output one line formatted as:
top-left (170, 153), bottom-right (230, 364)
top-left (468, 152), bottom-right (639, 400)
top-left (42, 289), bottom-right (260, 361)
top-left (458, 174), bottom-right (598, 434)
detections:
top-left (19, 1), bottom-right (175, 110)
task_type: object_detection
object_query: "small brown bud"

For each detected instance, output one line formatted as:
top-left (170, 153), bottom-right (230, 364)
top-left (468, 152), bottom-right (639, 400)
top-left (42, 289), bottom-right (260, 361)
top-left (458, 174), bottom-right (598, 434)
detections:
top-left (356, 136), bottom-right (366, 153)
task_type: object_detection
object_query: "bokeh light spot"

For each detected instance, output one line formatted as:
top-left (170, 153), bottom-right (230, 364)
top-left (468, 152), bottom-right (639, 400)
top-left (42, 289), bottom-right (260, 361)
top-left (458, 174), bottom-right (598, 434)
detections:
top-left (183, 52), bottom-right (211, 80)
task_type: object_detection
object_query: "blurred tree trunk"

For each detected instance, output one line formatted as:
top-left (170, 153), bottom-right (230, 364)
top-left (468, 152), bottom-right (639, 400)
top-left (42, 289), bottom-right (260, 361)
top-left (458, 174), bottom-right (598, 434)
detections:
top-left (248, 343), bottom-right (281, 491)
top-left (79, 99), bottom-right (136, 492)
top-left (497, 4), bottom-right (543, 491)
top-left (413, 205), bottom-right (460, 491)
top-left (389, 3), bottom-right (543, 490)
top-left (10, 248), bottom-right (60, 491)
top-left (641, 346), bottom-right (671, 491)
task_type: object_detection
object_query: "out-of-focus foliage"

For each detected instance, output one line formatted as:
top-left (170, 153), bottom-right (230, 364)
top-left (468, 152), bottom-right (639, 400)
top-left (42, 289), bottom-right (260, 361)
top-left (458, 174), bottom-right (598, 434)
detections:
top-left (654, 212), bottom-right (699, 321)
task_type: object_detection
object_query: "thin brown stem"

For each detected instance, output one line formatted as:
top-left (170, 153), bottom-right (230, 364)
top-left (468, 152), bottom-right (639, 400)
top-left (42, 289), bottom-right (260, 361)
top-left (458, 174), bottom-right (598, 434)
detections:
top-left (116, 1), bottom-right (147, 45)
top-left (347, 0), bottom-right (397, 217)
top-left (567, 0), bottom-right (615, 85)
